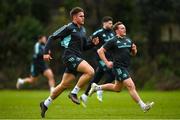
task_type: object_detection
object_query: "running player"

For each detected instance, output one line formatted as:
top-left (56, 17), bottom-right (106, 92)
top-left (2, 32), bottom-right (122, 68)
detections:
top-left (16, 35), bottom-right (55, 93)
top-left (89, 21), bottom-right (154, 112)
top-left (80, 16), bottom-right (115, 107)
top-left (39, 7), bottom-right (99, 118)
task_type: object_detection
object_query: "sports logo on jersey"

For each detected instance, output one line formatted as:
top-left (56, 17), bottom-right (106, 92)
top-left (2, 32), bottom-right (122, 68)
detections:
top-left (117, 40), bottom-right (121, 43)
top-left (126, 38), bottom-right (131, 43)
top-left (110, 33), bottom-right (114, 37)
top-left (123, 74), bottom-right (128, 78)
top-left (102, 34), bottom-right (106, 37)
top-left (72, 29), bottom-right (77, 32)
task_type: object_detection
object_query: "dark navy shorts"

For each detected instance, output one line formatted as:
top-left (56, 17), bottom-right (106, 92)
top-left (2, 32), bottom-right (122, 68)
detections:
top-left (98, 60), bottom-right (111, 71)
top-left (113, 67), bottom-right (130, 81)
top-left (63, 55), bottom-right (83, 76)
top-left (30, 62), bottom-right (48, 77)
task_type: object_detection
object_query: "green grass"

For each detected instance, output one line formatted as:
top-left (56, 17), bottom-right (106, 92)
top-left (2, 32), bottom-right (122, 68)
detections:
top-left (0, 90), bottom-right (180, 119)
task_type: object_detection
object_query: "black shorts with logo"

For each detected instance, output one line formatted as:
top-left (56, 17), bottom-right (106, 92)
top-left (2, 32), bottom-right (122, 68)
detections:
top-left (30, 61), bottom-right (48, 77)
top-left (63, 55), bottom-right (83, 76)
top-left (113, 67), bottom-right (130, 81)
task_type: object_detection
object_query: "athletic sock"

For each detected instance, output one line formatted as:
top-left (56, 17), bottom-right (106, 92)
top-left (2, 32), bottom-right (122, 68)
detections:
top-left (71, 85), bottom-right (80, 94)
top-left (138, 100), bottom-right (146, 109)
top-left (18, 78), bottom-right (25, 84)
top-left (97, 90), bottom-right (103, 96)
top-left (81, 94), bottom-right (88, 102)
top-left (44, 96), bottom-right (53, 107)
top-left (96, 85), bottom-right (102, 91)
top-left (50, 87), bottom-right (55, 93)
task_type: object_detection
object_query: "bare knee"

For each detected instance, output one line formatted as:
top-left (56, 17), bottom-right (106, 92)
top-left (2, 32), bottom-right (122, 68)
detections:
top-left (113, 84), bottom-right (122, 92)
top-left (60, 82), bottom-right (71, 89)
top-left (47, 74), bottom-right (54, 81)
top-left (28, 77), bottom-right (37, 84)
top-left (44, 69), bottom-right (54, 79)
top-left (86, 68), bottom-right (95, 78)
top-left (126, 83), bottom-right (136, 91)
top-left (51, 82), bottom-right (70, 95)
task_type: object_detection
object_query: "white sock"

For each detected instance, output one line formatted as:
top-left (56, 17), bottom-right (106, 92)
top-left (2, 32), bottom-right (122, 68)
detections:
top-left (81, 94), bottom-right (88, 102)
top-left (138, 100), bottom-right (146, 109)
top-left (97, 90), bottom-right (103, 96)
top-left (18, 78), bottom-right (25, 84)
top-left (71, 85), bottom-right (80, 94)
top-left (96, 85), bottom-right (102, 91)
top-left (44, 96), bottom-right (53, 107)
top-left (50, 87), bottom-right (55, 93)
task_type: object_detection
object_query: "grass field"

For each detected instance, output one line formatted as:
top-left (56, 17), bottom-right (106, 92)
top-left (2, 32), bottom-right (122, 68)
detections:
top-left (0, 90), bottom-right (180, 119)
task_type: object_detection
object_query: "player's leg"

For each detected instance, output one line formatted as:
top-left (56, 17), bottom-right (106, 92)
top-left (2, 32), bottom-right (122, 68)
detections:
top-left (40, 72), bottom-right (75, 118)
top-left (95, 67), bottom-right (123, 92)
top-left (76, 60), bottom-right (95, 88)
top-left (94, 69), bottom-right (115, 102)
top-left (84, 67), bottom-right (104, 95)
top-left (16, 76), bottom-right (38, 89)
top-left (69, 60), bottom-right (94, 104)
top-left (101, 80), bottom-right (123, 92)
top-left (89, 67), bottom-right (124, 96)
top-left (16, 75), bottom-right (39, 88)
top-left (16, 63), bottom-right (39, 89)
top-left (88, 80), bottom-right (123, 96)
top-left (43, 68), bottom-right (55, 93)
top-left (123, 77), bottom-right (154, 112)
top-left (80, 67), bottom-right (104, 106)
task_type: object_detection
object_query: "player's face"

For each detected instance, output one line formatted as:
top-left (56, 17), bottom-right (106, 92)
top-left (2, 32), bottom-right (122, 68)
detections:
top-left (74, 12), bottom-right (85, 25)
top-left (40, 36), bottom-right (47, 44)
top-left (104, 21), bottom-right (113, 29)
top-left (117, 24), bottom-right (126, 37)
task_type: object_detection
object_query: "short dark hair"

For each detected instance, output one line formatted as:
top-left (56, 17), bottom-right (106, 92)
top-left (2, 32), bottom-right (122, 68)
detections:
top-left (38, 35), bottom-right (46, 40)
top-left (113, 21), bottom-right (123, 31)
top-left (70, 7), bottom-right (84, 18)
top-left (102, 16), bottom-right (113, 23)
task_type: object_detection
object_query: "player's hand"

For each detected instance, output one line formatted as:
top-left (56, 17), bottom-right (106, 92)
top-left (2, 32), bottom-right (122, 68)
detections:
top-left (131, 43), bottom-right (137, 56)
top-left (106, 61), bottom-right (113, 69)
top-left (92, 37), bottom-right (99, 45)
top-left (43, 54), bottom-right (52, 61)
top-left (131, 44), bottom-right (137, 51)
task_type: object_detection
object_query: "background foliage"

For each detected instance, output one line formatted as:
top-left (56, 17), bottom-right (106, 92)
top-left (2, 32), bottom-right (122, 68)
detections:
top-left (0, 0), bottom-right (179, 90)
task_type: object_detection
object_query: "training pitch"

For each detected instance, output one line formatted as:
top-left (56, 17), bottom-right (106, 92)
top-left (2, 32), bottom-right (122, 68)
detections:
top-left (0, 90), bottom-right (180, 119)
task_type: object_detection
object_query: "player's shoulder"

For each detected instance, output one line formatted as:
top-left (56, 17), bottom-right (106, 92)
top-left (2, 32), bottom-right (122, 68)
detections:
top-left (58, 22), bottom-right (74, 31)
top-left (67, 22), bottom-right (86, 33)
top-left (52, 24), bottom-right (68, 36)
top-left (106, 36), bottom-right (117, 43)
top-left (111, 36), bottom-right (118, 41)
top-left (124, 36), bottom-right (132, 43)
top-left (65, 22), bottom-right (74, 30)
top-left (93, 28), bottom-right (104, 35)
top-left (34, 42), bottom-right (40, 47)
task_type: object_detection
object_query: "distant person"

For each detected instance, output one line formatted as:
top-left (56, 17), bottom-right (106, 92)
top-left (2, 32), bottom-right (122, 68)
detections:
top-left (89, 21), bottom-right (154, 112)
top-left (80, 16), bottom-right (115, 107)
top-left (16, 35), bottom-right (55, 93)
top-left (39, 7), bottom-right (99, 118)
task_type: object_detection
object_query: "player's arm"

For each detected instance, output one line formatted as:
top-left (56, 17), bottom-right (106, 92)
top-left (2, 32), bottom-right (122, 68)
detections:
top-left (131, 43), bottom-right (137, 56)
top-left (83, 29), bottom-right (102, 50)
top-left (91, 29), bottom-right (101, 45)
top-left (34, 43), bottom-right (43, 57)
top-left (97, 40), bottom-right (113, 69)
top-left (44, 25), bottom-right (69, 61)
top-left (82, 29), bottom-right (99, 50)
top-left (84, 36), bottom-right (99, 49)
top-left (97, 47), bottom-right (113, 68)
top-left (98, 39), bottom-right (115, 68)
